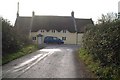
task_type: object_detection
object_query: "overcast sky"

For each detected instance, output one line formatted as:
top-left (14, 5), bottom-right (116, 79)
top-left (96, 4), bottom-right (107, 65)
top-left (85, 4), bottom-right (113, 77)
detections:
top-left (0, 0), bottom-right (120, 25)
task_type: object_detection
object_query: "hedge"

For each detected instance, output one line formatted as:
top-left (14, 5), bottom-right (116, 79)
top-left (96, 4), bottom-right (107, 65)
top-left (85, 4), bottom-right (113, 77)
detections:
top-left (82, 20), bottom-right (120, 78)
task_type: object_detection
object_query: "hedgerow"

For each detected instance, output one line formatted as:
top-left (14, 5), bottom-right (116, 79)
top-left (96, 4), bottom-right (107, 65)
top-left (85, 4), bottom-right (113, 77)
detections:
top-left (82, 20), bottom-right (120, 78)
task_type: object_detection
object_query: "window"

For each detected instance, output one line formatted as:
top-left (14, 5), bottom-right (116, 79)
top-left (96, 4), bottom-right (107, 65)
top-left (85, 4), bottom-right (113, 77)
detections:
top-left (53, 37), bottom-right (57, 40)
top-left (52, 30), bottom-right (55, 33)
top-left (32, 37), bottom-right (36, 40)
top-left (62, 37), bottom-right (66, 40)
top-left (63, 30), bottom-right (66, 33)
top-left (41, 30), bottom-right (44, 32)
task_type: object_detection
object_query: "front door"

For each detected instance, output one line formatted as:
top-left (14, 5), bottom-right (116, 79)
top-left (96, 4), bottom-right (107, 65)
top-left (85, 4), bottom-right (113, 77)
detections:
top-left (38, 37), bottom-right (42, 44)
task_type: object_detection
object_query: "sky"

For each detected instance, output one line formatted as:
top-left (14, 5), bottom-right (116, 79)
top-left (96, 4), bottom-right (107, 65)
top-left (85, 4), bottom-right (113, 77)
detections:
top-left (0, 0), bottom-right (120, 25)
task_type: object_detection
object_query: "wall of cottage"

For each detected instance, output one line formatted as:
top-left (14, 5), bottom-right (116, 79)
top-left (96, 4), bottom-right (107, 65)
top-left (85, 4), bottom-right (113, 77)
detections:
top-left (77, 33), bottom-right (83, 45)
top-left (31, 30), bottom-right (83, 45)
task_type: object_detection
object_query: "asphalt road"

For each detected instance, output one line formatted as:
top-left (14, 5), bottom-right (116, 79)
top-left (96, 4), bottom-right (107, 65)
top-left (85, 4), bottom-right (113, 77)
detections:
top-left (2, 44), bottom-right (94, 78)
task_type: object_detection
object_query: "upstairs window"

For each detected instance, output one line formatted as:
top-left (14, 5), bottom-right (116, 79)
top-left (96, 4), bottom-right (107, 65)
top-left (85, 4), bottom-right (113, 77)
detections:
top-left (41, 30), bottom-right (44, 33)
top-left (63, 30), bottom-right (66, 33)
top-left (32, 37), bottom-right (36, 40)
top-left (52, 30), bottom-right (55, 33)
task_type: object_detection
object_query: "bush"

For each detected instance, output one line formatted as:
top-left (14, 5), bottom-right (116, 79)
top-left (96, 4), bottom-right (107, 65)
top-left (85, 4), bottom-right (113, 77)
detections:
top-left (82, 20), bottom-right (120, 78)
top-left (2, 17), bottom-right (32, 56)
top-left (2, 18), bottom-right (20, 55)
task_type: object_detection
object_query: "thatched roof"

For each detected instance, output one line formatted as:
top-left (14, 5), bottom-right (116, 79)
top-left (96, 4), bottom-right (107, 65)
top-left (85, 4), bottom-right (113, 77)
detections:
top-left (14, 15), bottom-right (93, 35)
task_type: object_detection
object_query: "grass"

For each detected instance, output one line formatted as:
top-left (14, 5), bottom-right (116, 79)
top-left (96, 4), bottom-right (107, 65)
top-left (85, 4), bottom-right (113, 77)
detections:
top-left (2, 44), bottom-right (39, 65)
top-left (79, 48), bottom-right (120, 80)
top-left (79, 48), bottom-right (100, 75)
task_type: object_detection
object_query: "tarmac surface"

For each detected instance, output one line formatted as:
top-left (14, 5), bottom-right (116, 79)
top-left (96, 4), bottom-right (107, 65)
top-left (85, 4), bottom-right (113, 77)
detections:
top-left (2, 44), bottom-right (94, 78)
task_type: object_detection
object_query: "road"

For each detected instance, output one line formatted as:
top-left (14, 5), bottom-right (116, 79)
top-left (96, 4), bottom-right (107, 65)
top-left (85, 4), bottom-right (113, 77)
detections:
top-left (2, 44), bottom-right (94, 78)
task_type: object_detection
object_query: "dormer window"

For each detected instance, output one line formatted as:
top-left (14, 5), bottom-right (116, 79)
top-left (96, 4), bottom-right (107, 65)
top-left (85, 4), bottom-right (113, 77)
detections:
top-left (63, 30), bottom-right (66, 33)
top-left (41, 30), bottom-right (44, 33)
top-left (52, 30), bottom-right (55, 33)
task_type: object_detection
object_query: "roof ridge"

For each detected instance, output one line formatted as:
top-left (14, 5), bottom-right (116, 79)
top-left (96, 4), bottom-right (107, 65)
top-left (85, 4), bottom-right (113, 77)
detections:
top-left (18, 16), bottom-right (32, 18)
top-left (75, 18), bottom-right (92, 20)
top-left (34, 15), bottom-right (72, 18)
top-left (33, 16), bottom-right (92, 20)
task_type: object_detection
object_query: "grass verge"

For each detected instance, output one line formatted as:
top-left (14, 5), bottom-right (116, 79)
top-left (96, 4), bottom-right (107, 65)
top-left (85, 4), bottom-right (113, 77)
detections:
top-left (2, 44), bottom-right (39, 65)
top-left (79, 48), bottom-right (119, 80)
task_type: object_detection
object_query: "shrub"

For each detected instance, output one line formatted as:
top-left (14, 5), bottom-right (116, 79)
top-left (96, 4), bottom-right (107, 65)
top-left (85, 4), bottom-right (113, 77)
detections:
top-left (82, 20), bottom-right (120, 78)
top-left (2, 17), bottom-right (32, 56)
top-left (2, 18), bottom-right (21, 55)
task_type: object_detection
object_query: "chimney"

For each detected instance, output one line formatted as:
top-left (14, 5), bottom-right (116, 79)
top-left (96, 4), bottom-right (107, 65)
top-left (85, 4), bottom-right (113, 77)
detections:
top-left (32, 11), bottom-right (35, 16)
top-left (71, 11), bottom-right (74, 17)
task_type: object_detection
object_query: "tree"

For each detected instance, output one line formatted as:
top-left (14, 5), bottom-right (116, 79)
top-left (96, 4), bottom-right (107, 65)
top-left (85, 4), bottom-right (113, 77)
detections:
top-left (83, 18), bottom-right (120, 78)
top-left (98, 12), bottom-right (118, 24)
top-left (2, 17), bottom-right (21, 55)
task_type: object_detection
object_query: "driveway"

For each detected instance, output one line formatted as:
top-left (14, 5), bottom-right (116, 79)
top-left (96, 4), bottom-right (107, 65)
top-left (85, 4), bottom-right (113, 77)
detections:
top-left (2, 44), bottom-right (94, 78)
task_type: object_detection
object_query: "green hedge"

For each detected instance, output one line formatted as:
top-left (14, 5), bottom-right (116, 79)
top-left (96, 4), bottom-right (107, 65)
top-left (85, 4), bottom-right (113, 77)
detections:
top-left (2, 44), bottom-right (38, 65)
top-left (2, 17), bottom-right (32, 56)
top-left (82, 20), bottom-right (120, 78)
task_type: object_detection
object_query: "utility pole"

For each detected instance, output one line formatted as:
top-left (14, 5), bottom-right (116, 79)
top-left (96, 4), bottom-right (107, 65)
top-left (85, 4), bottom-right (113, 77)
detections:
top-left (17, 2), bottom-right (19, 17)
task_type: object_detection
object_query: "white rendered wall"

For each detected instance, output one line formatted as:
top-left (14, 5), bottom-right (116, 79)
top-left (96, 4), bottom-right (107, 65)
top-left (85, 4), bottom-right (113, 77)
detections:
top-left (31, 30), bottom-right (79, 44)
